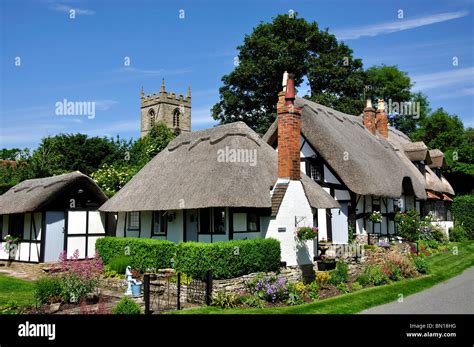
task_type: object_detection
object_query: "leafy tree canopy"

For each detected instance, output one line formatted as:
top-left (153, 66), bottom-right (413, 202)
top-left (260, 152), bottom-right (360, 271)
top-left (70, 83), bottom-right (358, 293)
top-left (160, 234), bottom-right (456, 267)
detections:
top-left (212, 13), bottom-right (365, 133)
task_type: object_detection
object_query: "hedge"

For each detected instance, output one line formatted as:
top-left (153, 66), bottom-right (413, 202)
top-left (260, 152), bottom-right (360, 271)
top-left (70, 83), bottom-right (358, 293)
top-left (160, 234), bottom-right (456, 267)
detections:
top-left (95, 237), bottom-right (176, 272)
top-left (451, 195), bottom-right (474, 239)
top-left (174, 238), bottom-right (281, 279)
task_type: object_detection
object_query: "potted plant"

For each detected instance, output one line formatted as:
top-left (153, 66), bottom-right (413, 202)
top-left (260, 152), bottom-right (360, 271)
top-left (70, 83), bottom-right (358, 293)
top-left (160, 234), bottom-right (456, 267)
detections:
top-left (130, 269), bottom-right (142, 297)
top-left (295, 226), bottom-right (318, 242)
top-left (3, 235), bottom-right (20, 265)
top-left (369, 211), bottom-right (382, 223)
top-left (317, 256), bottom-right (336, 271)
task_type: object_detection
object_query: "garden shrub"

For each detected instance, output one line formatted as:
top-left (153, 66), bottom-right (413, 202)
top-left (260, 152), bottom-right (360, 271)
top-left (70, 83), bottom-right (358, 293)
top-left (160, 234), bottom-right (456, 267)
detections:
top-left (247, 275), bottom-right (289, 303)
top-left (412, 255), bottom-right (429, 274)
top-left (174, 238), bottom-right (281, 279)
top-left (451, 195), bottom-right (474, 238)
top-left (286, 283), bottom-right (305, 305)
top-left (211, 291), bottom-right (240, 309)
top-left (315, 271), bottom-right (331, 287)
top-left (56, 250), bottom-right (103, 303)
top-left (108, 256), bottom-right (131, 274)
top-left (35, 277), bottom-right (63, 304)
top-left (113, 297), bottom-right (141, 314)
top-left (351, 282), bottom-right (362, 291)
top-left (385, 253), bottom-right (418, 279)
top-left (328, 261), bottom-right (349, 285)
top-left (356, 265), bottom-right (388, 286)
top-left (449, 225), bottom-right (470, 242)
top-left (307, 281), bottom-right (320, 300)
top-left (241, 295), bottom-right (265, 308)
top-left (96, 237), bottom-right (176, 272)
top-left (336, 283), bottom-right (349, 294)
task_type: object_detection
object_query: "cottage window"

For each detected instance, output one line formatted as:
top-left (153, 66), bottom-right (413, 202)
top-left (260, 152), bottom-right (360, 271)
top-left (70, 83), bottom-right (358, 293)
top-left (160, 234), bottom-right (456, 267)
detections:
top-left (152, 211), bottom-right (167, 236)
top-left (233, 210), bottom-right (261, 233)
top-left (199, 208), bottom-right (225, 235)
top-left (127, 212), bottom-right (140, 231)
top-left (307, 159), bottom-right (323, 183)
top-left (247, 213), bottom-right (259, 232)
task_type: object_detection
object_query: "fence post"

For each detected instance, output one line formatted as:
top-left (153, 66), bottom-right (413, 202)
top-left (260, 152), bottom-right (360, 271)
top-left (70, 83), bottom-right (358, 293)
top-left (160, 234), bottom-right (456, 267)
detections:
top-left (144, 274), bottom-right (150, 315)
top-left (205, 269), bottom-right (213, 306)
top-left (177, 272), bottom-right (181, 310)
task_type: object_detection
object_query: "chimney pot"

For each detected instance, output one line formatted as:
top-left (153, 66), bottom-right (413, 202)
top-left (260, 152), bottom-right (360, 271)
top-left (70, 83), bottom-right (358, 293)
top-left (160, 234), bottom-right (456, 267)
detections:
top-left (363, 99), bottom-right (376, 135)
top-left (376, 99), bottom-right (389, 138)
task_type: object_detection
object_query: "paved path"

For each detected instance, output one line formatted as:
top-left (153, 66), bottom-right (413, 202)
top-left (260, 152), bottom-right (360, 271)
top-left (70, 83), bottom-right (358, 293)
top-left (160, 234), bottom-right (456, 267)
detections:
top-left (361, 267), bottom-right (474, 314)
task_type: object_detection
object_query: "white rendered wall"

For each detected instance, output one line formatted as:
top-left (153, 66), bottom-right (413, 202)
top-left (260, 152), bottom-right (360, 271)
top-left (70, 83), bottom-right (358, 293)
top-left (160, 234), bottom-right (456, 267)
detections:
top-left (265, 180), bottom-right (315, 266)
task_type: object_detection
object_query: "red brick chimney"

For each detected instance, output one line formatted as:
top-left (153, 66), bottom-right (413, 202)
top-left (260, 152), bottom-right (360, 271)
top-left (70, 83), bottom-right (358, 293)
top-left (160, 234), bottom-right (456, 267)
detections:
top-left (363, 99), bottom-right (376, 135)
top-left (277, 73), bottom-right (302, 180)
top-left (375, 99), bottom-right (389, 138)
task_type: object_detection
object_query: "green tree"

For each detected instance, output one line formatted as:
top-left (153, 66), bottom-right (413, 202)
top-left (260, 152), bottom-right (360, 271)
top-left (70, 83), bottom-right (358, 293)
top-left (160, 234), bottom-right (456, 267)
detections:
top-left (28, 134), bottom-right (131, 177)
top-left (129, 122), bottom-right (175, 168)
top-left (93, 122), bottom-right (175, 196)
top-left (364, 65), bottom-right (428, 137)
top-left (413, 108), bottom-right (474, 193)
top-left (212, 14), bottom-right (365, 133)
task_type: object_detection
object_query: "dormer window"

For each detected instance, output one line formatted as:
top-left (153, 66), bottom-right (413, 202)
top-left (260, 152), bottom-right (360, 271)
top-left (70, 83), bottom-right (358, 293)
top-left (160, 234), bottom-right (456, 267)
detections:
top-left (414, 161), bottom-right (426, 176)
top-left (306, 158), bottom-right (324, 183)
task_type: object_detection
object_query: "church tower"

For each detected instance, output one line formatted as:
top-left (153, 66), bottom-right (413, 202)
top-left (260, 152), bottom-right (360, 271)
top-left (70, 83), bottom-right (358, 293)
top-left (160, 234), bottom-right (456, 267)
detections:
top-left (140, 79), bottom-right (191, 137)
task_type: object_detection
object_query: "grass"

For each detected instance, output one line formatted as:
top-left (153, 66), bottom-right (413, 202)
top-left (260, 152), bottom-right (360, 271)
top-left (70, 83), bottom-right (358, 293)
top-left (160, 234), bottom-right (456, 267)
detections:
top-left (174, 241), bottom-right (474, 314)
top-left (0, 273), bottom-right (36, 313)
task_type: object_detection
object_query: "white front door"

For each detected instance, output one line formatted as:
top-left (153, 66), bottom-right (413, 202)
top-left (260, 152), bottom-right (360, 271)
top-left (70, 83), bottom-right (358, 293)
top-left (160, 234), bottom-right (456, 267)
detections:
top-left (331, 202), bottom-right (349, 244)
top-left (44, 211), bottom-right (65, 262)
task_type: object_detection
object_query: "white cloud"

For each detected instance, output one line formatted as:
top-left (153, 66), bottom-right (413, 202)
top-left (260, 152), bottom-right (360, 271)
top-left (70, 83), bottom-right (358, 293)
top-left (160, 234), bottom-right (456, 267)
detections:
top-left (334, 11), bottom-right (469, 40)
top-left (412, 67), bottom-right (474, 91)
top-left (49, 3), bottom-right (95, 15)
top-left (434, 87), bottom-right (474, 100)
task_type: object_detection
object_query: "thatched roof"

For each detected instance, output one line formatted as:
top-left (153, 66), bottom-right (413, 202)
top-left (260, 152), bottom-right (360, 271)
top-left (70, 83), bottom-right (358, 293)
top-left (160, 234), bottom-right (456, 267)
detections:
top-left (425, 166), bottom-right (445, 192)
top-left (301, 174), bottom-right (340, 209)
top-left (0, 171), bottom-right (107, 214)
top-left (388, 129), bottom-right (454, 195)
top-left (428, 149), bottom-right (447, 168)
top-left (263, 98), bottom-right (427, 199)
top-left (100, 122), bottom-right (338, 212)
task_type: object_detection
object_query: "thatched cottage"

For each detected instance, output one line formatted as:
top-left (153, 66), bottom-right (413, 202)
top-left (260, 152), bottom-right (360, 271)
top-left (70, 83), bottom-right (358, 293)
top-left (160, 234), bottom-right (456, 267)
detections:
top-left (387, 133), bottom-right (455, 234)
top-left (100, 75), bottom-right (339, 266)
top-left (264, 92), bottom-right (454, 243)
top-left (0, 172), bottom-right (109, 263)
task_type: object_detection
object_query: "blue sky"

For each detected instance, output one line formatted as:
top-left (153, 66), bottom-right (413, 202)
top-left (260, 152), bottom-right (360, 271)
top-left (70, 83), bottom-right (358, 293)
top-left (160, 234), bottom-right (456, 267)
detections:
top-left (1, 0), bottom-right (473, 149)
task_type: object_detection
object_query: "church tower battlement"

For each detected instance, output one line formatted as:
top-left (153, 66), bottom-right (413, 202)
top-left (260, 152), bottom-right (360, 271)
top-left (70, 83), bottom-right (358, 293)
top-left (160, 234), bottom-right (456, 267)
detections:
top-left (140, 79), bottom-right (191, 137)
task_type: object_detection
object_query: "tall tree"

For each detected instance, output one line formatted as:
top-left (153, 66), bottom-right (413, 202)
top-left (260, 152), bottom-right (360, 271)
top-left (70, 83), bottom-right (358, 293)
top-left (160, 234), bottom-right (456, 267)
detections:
top-left (412, 108), bottom-right (474, 193)
top-left (212, 14), bottom-right (365, 133)
top-left (28, 134), bottom-right (131, 177)
top-left (364, 65), bottom-right (427, 137)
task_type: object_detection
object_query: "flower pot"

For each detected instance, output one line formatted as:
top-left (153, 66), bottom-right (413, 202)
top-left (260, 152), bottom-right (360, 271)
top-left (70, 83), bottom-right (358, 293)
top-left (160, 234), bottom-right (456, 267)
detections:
top-left (131, 283), bottom-right (142, 297)
top-left (317, 260), bottom-right (336, 271)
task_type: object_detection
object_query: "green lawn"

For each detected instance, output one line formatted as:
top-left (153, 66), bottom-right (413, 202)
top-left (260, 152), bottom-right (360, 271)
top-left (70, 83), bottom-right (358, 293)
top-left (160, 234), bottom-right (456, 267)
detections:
top-left (175, 241), bottom-right (474, 314)
top-left (0, 273), bottom-right (36, 312)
